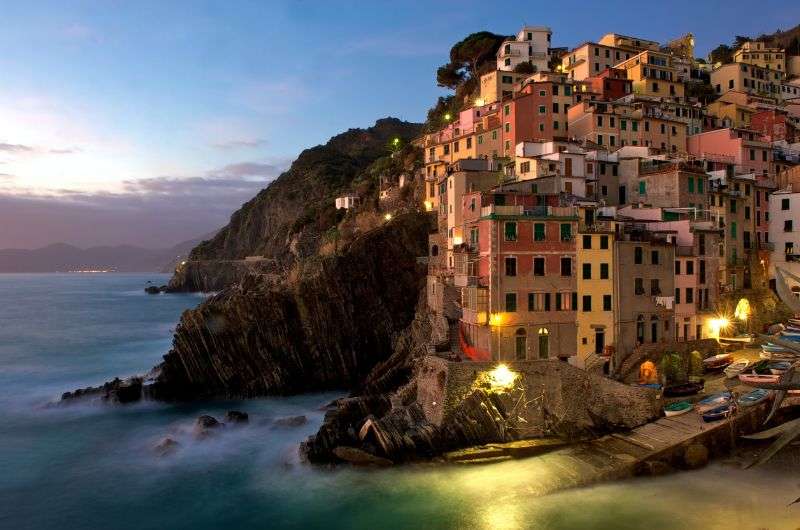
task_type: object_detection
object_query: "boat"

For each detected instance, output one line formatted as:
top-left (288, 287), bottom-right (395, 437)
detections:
top-left (702, 353), bottom-right (732, 371)
top-left (664, 401), bottom-right (693, 417)
top-left (737, 389), bottom-right (771, 407)
top-left (696, 392), bottom-right (732, 413)
top-left (635, 383), bottom-right (662, 390)
top-left (664, 381), bottom-right (704, 397)
top-left (724, 360), bottom-right (750, 379)
top-left (763, 343), bottom-right (792, 353)
top-left (702, 403), bottom-right (735, 422)
top-left (769, 361), bottom-right (792, 374)
top-left (739, 373), bottom-right (781, 385)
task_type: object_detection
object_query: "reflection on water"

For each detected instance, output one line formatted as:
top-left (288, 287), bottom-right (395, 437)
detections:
top-left (1, 274), bottom-right (800, 530)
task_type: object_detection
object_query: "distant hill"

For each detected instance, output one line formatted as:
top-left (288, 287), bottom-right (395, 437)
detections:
top-left (0, 234), bottom-right (214, 273)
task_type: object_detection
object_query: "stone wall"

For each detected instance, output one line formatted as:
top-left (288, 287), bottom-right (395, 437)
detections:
top-left (417, 356), bottom-right (661, 440)
top-left (613, 338), bottom-right (721, 383)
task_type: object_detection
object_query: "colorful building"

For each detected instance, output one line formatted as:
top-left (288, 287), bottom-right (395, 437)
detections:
top-left (733, 41), bottom-right (787, 73)
top-left (497, 26), bottom-right (552, 73)
top-left (615, 50), bottom-right (685, 100)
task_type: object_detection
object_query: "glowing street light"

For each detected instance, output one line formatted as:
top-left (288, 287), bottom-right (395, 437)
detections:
top-left (487, 364), bottom-right (518, 391)
top-left (443, 112), bottom-right (452, 121)
top-left (384, 213), bottom-right (393, 221)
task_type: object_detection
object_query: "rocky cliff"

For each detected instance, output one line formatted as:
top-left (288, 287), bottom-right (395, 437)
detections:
top-left (168, 117), bottom-right (422, 292)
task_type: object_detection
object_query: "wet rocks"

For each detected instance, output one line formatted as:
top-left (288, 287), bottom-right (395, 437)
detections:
top-left (194, 414), bottom-right (224, 438)
top-left (225, 410), bottom-right (249, 424)
top-left (60, 377), bottom-right (143, 404)
top-left (332, 446), bottom-right (393, 467)
top-left (144, 285), bottom-right (167, 294)
top-left (153, 437), bottom-right (180, 457)
top-left (273, 415), bottom-right (307, 428)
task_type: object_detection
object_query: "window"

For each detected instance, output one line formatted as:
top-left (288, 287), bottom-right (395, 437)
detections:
top-left (745, 206), bottom-right (750, 220)
top-left (561, 257), bottom-right (572, 276)
top-left (582, 235), bottom-right (592, 249)
top-left (786, 220), bottom-right (794, 232)
top-left (600, 236), bottom-right (609, 249)
top-left (534, 223), bottom-right (546, 241)
top-left (650, 279), bottom-right (661, 296)
top-left (492, 130), bottom-right (497, 140)
top-left (603, 294), bottom-right (612, 311)
top-left (538, 105), bottom-right (546, 114)
top-left (505, 256), bottom-right (517, 276)
top-left (600, 263), bottom-right (609, 279)
top-left (651, 250), bottom-right (659, 265)
top-left (505, 293), bottom-right (517, 312)
top-left (686, 288), bottom-right (694, 304)
top-left (730, 199), bottom-right (737, 214)
top-left (533, 257), bottom-right (545, 276)
top-left (582, 295), bottom-right (592, 312)
top-left (675, 260), bottom-right (681, 275)
top-left (504, 104), bottom-right (510, 116)
top-left (553, 102), bottom-right (559, 113)
top-left (639, 181), bottom-right (646, 195)
top-left (634, 246), bottom-right (643, 264)
top-left (504, 222), bottom-right (517, 241)
top-left (505, 122), bottom-right (510, 133)
top-left (731, 221), bottom-right (737, 240)
top-left (621, 119), bottom-right (627, 131)
top-left (686, 260), bottom-right (694, 275)
top-left (520, 161), bottom-right (530, 174)
top-left (635, 278), bottom-right (644, 295)
top-left (597, 116), bottom-right (603, 127)
top-left (560, 223), bottom-right (572, 241)
top-left (675, 288), bottom-right (681, 304)
top-left (697, 178), bottom-right (703, 194)
top-left (582, 263), bottom-right (592, 279)
top-left (688, 176), bottom-right (694, 193)
top-left (783, 198), bottom-right (791, 210)
top-left (528, 293), bottom-right (544, 311)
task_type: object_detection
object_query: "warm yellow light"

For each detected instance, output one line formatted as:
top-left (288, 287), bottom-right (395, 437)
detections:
top-left (487, 364), bottom-right (519, 391)
top-left (475, 98), bottom-right (485, 107)
top-left (444, 113), bottom-right (452, 121)
top-left (734, 298), bottom-right (751, 321)
top-left (489, 313), bottom-right (504, 326)
top-left (392, 137), bottom-right (400, 146)
top-left (180, 261), bottom-right (187, 265)
top-left (423, 200), bottom-right (432, 211)
top-left (452, 236), bottom-right (463, 245)
top-left (707, 316), bottom-right (731, 339)
top-left (384, 213), bottom-right (393, 221)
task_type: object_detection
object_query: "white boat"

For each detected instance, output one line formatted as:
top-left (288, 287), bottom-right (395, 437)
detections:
top-left (724, 359), bottom-right (750, 379)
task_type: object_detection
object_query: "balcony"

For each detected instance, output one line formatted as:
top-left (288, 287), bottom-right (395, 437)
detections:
top-left (654, 296), bottom-right (675, 310)
top-left (579, 220), bottom-right (615, 233)
top-left (481, 204), bottom-right (523, 217)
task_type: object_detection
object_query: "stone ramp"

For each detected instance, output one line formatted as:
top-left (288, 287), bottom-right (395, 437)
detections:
top-left (446, 400), bottom-right (774, 498)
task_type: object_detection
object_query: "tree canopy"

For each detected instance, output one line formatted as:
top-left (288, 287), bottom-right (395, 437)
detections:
top-left (436, 31), bottom-right (508, 89)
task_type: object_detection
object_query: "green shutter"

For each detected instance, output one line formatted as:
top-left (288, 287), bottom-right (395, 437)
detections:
top-left (639, 181), bottom-right (646, 195)
top-left (534, 223), bottom-right (545, 241)
top-left (688, 176), bottom-right (694, 193)
top-left (697, 178), bottom-right (703, 193)
top-left (505, 222), bottom-right (517, 241)
top-left (560, 223), bottom-right (572, 241)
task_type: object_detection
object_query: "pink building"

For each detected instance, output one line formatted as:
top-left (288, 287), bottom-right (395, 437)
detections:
top-left (687, 128), bottom-right (772, 178)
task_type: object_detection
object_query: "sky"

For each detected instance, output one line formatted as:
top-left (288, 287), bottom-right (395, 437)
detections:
top-left (1, 0), bottom-right (798, 249)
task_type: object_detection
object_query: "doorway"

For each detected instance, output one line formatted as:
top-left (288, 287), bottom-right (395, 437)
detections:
top-left (538, 328), bottom-right (549, 359)
top-left (515, 328), bottom-right (527, 360)
top-left (594, 329), bottom-right (605, 354)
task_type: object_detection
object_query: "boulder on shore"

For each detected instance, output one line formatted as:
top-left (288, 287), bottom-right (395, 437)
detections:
top-left (333, 446), bottom-right (393, 467)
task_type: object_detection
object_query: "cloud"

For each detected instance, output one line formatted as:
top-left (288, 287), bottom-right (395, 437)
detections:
top-left (49, 147), bottom-right (82, 154)
top-left (212, 138), bottom-right (268, 150)
top-left (0, 143), bottom-right (35, 153)
top-left (0, 159), bottom-right (289, 249)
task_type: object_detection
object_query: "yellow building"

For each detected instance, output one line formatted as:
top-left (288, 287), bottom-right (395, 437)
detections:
top-left (479, 70), bottom-right (527, 104)
top-left (598, 33), bottom-right (660, 53)
top-left (734, 41), bottom-right (786, 73)
top-left (706, 97), bottom-right (757, 129)
top-left (615, 50), bottom-right (685, 99)
top-left (575, 214), bottom-right (616, 367)
top-left (561, 42), bottom-right (635, 81)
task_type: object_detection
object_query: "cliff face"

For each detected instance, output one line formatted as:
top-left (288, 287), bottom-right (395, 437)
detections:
top-left (168, 117), bottom-right (422, 292)
top-left (150, 212), bottom-right (432, 399)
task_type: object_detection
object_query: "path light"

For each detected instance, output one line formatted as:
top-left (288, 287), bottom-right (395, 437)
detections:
top-left (384, 213), bottom-right (392, 221)
top-left (489, 313), bottom-right (503, 326)
top-left (487, 363), bottom-right (519, 391)
top-left (392, 137), bottom-right (400, 147)
top-left (444, 113), bottom-right (452, 121)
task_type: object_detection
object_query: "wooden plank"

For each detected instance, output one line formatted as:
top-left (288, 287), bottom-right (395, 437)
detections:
top-left (639, 422), bottom-right (693, 444)
top-left (592, 436), bottom-right (650, 459)
top-left (656, 417), bottom-right (699, 435)
top-left (610, 432), bottom-right (654, 451)
top-left (626, 431), bottom-right (669, 450)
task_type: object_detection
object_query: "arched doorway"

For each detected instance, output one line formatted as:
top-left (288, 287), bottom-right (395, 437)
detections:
top-left (515, 328), bottom-right (527, 360)
top-left (538, 328), bottom-right (549, 359)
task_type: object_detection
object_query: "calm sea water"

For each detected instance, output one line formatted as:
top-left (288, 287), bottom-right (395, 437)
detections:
top-left (1, 273), bottom-right (799, 530)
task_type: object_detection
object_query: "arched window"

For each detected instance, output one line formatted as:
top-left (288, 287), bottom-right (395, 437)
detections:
top-left (431, 244), bottom-right (439, 257)
top-left (537, 328), bottom-right (549, 359)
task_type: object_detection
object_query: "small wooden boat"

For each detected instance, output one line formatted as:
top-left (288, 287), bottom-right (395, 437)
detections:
top-left (664, 381), bottom-right (704, 397)
top-left (724, 360), bottom-right (750, 379)
top-left (739, 373), bottom-right (781, 385)
top-left (696, 392), bottom-right (732, 413)
top-left (703, 403), bottom-right (735, 422)
top-left (769, 361), bottom-right (792, 374)
top-left (664, 401), bottom-right (693, 417)
top-left (737, 389), bottom-right (771, 407)
top-left (702, 353), bottom-right (732, 371)
top-left (763, 343), bottom-right (792, 353)
top-left (635, 383), bottom-right (662, 390)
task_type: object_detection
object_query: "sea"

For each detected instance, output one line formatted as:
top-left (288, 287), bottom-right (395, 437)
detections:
top-left (1, 273), bottom-right (799, 530)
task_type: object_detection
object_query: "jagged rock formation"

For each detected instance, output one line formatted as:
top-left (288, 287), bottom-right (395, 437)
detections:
top-left (151, 211), bottom-right (431, 399)
top-left (168, 117), bottom-right (422, 292)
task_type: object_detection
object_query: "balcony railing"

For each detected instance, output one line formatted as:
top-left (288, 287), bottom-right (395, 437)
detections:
top-left (654, 296), bottom-right (675, 309)
top-left (579, 220), bottom-right (615, 233)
